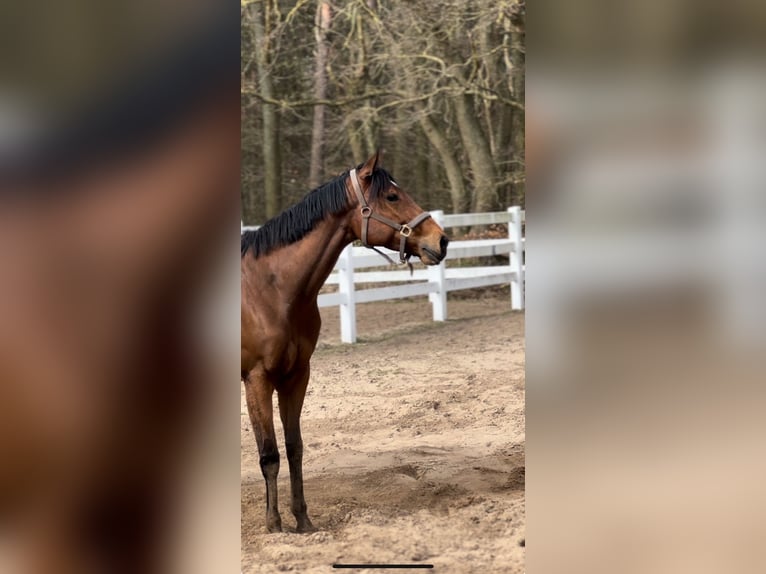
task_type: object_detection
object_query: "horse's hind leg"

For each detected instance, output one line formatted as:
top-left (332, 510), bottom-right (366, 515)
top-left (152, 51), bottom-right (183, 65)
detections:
top-left (278, 368), bottom-right (315, 533)
top-left (243, 369), bottom-right (282, 533)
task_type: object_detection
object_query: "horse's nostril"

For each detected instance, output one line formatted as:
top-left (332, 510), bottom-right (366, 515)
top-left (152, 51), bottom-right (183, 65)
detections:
top-left (440, 235), bottom-right (449, 252)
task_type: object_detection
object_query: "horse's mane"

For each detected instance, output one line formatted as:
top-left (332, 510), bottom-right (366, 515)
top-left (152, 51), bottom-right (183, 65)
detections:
top-left (241, 165), bottom-right (397, 259)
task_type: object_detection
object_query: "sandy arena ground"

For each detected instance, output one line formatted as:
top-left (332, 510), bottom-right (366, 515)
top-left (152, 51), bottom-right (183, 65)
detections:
top-left (241, 293), bottom-right (525, 573)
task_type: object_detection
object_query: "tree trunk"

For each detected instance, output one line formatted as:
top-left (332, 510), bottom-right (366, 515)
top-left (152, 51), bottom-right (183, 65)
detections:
top-left (417, 109), bottom-right (468, 214)
top-left (453, 94), bottom-right (498, 212)
top-left (508, 1), bottom-right (525, 207)
top-left (347, 122), bottom-right (364, 164)
top-left (390, 107), bottom-right (407, 175)
top-left (414, 129), bottom-right (431, 207)
top-left (342, 4), bottom-right (379, 157)
top-left (251, 1), bottom-right (281, 218)
top-left (309, 1), bottom-right (332, 189)
top-left (478, 23), bottom-right (497, 160)
top-left (241, 76), bottom-right (259, 224)
top-left (362, 114), bottom-right (377, 156)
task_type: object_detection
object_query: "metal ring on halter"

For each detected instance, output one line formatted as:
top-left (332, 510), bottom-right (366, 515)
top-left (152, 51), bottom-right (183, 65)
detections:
top-left (399, 224), bottom-right (412, 238)
top-left (360, 206), bottom-right (372, 217)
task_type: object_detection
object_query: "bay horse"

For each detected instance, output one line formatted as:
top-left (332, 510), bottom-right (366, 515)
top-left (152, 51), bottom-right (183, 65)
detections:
top-left (241, 151), bottom-right (449, 533)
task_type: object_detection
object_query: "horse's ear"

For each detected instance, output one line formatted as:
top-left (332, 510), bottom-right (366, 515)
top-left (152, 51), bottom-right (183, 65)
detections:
top-left (358, 149), bottom-right (382, 179)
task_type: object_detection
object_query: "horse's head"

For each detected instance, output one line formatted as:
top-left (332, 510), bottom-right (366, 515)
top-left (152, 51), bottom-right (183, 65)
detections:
top-left (347, 151), bottom-right (449, 266)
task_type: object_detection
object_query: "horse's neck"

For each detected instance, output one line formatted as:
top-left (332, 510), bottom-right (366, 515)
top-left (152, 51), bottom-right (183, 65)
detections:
top-left (283, 213), bottom-right (353, 303)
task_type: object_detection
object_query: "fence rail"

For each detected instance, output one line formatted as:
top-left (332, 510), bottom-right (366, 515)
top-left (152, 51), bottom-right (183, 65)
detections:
top-left (242, 206), bottom-right (525, 343)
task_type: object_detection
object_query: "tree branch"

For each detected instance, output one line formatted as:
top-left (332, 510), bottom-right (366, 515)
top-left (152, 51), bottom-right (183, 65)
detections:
top-left (242, 89), bottom-right (397, 109)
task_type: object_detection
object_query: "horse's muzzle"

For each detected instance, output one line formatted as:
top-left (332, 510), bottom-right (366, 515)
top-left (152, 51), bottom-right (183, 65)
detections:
top-left (421, 241), bottom-right (448, 264)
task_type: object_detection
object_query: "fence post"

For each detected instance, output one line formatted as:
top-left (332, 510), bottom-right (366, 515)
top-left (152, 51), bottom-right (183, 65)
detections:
top-left (428, 210), bottom-right (447, 321)
top-left (508, 206), bottom-right (525, 310)
top-left (338, 245), bottom-right (357, 343)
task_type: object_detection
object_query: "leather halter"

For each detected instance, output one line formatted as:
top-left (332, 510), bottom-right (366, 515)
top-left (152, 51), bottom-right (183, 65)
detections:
top-left (349, 168), bottom-right (432, 266)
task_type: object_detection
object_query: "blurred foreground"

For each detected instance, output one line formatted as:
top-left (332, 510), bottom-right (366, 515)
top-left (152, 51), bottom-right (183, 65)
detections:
top-left (528, 1), bottom-right (766, 572)
top-left (0, 2), bottom-right (240, 573)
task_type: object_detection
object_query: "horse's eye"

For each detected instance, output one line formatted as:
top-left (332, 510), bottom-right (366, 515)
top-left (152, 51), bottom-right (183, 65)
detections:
top-left (386, 193), bottom-right (399, 202)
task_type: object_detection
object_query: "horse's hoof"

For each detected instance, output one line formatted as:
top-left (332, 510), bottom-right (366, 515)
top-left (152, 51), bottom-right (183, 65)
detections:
top-left (266, 517), bottom-right (283, 533)
top-left (296, 519), bottom-right (316, 533)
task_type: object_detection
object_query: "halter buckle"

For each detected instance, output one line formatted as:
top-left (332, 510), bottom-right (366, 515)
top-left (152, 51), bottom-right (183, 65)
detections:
top-left (399, 224), bottom-right (412, 238)
top-left (360, 206), bottom-right (372, 218)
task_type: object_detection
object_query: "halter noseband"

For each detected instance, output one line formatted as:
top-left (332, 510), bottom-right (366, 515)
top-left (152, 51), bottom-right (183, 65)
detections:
top-left (349, 168), bottom-right (432, 267)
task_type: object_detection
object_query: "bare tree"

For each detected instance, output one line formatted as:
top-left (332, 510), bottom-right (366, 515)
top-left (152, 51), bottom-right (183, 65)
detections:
top-left (250, 0), bottom-right (281, 218)
top-left (308, 0), bottom-right (332, 189)
top-left (241, 0), bottom-right (525, 224)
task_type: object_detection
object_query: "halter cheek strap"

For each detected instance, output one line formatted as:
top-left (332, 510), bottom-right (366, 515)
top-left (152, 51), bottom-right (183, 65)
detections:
top-left (349, 168), bottom-right (432, 267)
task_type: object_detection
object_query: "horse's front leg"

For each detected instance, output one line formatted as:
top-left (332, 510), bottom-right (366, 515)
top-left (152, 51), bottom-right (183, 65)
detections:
top-left (278, 367), bottom-right (315, 533)
top-left (244, 368), bottom-right (282, 533)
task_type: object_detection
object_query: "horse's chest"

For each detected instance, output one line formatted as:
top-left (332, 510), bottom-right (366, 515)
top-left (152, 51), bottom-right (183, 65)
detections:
top-left (264, 331), bottom-right (316, 377)
top-left (265, 315), bottom-right (319, 377)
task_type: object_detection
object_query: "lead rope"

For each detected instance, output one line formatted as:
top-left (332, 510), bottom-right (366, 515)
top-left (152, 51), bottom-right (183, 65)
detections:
top-left (349, 168), bottom-right (431, 274)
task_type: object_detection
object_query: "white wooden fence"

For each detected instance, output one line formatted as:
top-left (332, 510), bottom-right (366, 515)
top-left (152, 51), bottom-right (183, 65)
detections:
top-left (242, 206), bottom-right (525, 343)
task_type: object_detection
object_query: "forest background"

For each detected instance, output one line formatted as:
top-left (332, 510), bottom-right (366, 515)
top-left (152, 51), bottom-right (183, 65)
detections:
top-left (241, 0), bottom-right (525, 224)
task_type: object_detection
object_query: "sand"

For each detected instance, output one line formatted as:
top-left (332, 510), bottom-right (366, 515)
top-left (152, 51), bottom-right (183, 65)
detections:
top-left (241, 294), bottom-right (525, 573)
